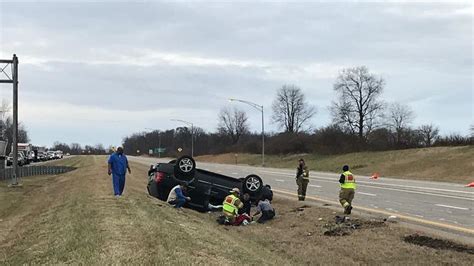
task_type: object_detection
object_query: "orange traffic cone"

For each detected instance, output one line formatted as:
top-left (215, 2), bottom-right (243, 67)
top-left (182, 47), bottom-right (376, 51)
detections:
top-left (465, 182), bottom-right (474, 187)
top-left (370, 173), bottom-right (379, 180)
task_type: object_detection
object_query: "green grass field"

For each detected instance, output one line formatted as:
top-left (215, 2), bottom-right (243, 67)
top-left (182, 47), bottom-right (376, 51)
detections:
top-left (1, 155), bottom-right (473, 264)
top-left (196, 146), bottom-right (474, 183)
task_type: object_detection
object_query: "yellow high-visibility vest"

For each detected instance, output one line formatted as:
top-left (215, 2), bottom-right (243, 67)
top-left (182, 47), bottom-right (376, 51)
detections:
top-left (223, 194), bottom-right (239, 215)
top-left (341, 171), bottom-right (356, 189)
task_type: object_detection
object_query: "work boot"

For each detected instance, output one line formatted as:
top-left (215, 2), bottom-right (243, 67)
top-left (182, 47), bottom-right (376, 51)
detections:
top-left (346, 205), bottom-right (352, 215)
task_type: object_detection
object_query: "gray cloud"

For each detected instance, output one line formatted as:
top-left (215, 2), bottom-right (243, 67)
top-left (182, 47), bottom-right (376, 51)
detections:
top-left (0, 1), bottom-right (471, 146)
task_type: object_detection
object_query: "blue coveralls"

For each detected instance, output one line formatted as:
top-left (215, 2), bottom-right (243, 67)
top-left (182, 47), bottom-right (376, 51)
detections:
top-left (108, 152), bottom-right (128, 196)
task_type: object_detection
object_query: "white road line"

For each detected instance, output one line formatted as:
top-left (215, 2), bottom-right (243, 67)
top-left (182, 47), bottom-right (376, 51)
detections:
top-left (231, 172), bottom-right (239, 175)
top-left (359, 192), bottom-right (377, 197)
top-left (435, 204), bottom-right (469, 211)
top-left (275, 179), bottom-right (285, 182)
top-left (315, 179), bottom-right (473, 201)
top-left (258, 169), bottom-right (474, 195)
top-left (309, 184), bottom-right (322, 188)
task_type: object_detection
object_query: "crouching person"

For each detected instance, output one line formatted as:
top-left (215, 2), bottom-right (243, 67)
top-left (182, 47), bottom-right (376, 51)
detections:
top-left (253, 198), bottom-right (275, 224)
top-left (222, 188), bottom-right (244, 224)
top-left (167, 182), bottom-right (191, 209)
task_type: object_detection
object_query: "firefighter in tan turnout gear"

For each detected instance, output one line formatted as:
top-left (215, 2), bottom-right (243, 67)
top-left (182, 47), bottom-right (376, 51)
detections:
top-left (339, 165), bottom-right (356, 214)
top-left (222, 188), bottom-right (244, 224)
top-left (296, 159), bottom-right (310, 201)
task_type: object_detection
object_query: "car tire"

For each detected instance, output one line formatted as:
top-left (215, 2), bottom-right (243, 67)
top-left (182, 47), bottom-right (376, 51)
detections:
top-left (173, 156), bottom-right (196, 179)
top-left (243, 174), bottom-right (263, 195)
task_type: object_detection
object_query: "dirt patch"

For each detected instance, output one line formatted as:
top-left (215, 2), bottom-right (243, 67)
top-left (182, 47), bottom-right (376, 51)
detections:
top-left (323, 216), bottom-right (387, 236)
top-left (404, 234), bottom-right (474, 254)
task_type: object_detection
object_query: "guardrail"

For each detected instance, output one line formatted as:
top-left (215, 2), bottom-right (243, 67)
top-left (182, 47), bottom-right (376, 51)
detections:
top-left (0, 165), bottom-right (76, 181)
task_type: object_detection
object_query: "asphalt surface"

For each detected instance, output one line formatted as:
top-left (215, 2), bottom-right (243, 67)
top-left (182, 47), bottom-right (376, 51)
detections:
top-left (130, 156), bottom-right (474, 236)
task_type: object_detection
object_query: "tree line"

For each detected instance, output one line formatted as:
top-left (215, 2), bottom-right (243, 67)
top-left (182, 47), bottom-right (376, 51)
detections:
top-left (122, 66), bottom-right (473, 157)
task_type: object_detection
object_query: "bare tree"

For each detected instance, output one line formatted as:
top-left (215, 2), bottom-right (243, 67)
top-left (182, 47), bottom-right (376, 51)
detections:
top-left (387, 102), bottom-right (415, 144)
top-left (331, 66), bottom-right (384, 140)
top-left (272, 84), bottom-right (316, 133)
top-left (0, 99), bottom-right (11, 139)
top-left (217, 107), bottom-right (249, 144)
top-left (418, 124), bottom-right (439, 147)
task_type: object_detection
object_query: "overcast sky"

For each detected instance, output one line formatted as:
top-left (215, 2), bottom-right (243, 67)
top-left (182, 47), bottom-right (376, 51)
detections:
top-left (0, 1), bottom-right (472, 147)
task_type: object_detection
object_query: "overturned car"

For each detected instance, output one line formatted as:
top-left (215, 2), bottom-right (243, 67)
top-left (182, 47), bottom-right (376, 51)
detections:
top-left (146, 156), bottom-right (272, 211)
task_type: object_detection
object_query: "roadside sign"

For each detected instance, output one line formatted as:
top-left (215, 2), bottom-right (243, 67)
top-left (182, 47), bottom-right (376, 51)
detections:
top-left (177, 147), bottom-right (182, 152)
top-left (154, 148), bottom-right (166, 154)
top-left (149, 149), bottom-right (153, 155)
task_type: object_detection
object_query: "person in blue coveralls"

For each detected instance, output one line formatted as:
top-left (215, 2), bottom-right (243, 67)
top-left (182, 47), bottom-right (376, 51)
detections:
top-left (108, 147), bottom-right (131, 197)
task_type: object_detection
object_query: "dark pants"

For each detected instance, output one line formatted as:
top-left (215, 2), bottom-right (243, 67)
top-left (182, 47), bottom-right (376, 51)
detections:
top-left (257, 210), bottom-right (275, 224)
top-left (296, 176), bottom-right (309, 201)
top-left (112, 174), bottom-right (126, 196)
top-left (339, 188), bottom-right (355, 207)
top-left (169, 198), bottom-right (186, 208)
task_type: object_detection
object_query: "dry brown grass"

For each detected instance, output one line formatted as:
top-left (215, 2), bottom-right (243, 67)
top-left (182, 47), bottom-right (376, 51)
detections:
top-left (1, 155), bottom-right (473, 264)
top-left (197, 146), bottom-right (474, 183)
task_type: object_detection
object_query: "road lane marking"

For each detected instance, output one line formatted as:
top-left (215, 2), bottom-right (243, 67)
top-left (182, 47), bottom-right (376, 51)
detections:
top-left (309, 184), bottom-right (322, 188)
top-left (259, 169), bottom-right (474, 195)
top-left (315, 179), bottom-right (473, 201)
top-left (275, 179), bottom-right (285, 182)
top-left (435, 204), bottom-right (469, 211)
top-left (272, 188), bottom-right (474, 235)
top-left (359, 192), bottom-right (376, 196)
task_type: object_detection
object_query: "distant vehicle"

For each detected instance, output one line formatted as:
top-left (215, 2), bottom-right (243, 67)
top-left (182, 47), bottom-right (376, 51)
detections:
top-left (47, 151), bottom-right (56, 160)
top-left (38, 152), bottom-right (48, 161)
top-left (147, 156), bottom-right (272, 211)
top-left (6, 152), bottom-right (27, 167)
top-left (11, 143), bottom-right (34, 164)
top-left (66, 153), bottom-right (70, 156)
top-left (55, 151), bottom-right (64, 159)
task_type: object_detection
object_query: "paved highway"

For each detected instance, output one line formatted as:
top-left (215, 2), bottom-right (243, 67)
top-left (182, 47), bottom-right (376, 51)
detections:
top-left (130, 156), bottom-right (474, 236)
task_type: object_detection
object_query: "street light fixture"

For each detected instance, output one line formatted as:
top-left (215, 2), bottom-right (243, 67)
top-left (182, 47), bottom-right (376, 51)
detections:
top-left (170, 119), bottom-right (194, 157)
top-left (144, 128), bottom-right (162, 158)
top-left (228, 98), bottom-right (265, 167)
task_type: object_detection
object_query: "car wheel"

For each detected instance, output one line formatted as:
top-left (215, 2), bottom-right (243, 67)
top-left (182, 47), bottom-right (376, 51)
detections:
top-left (243, 174), bottom-right (263, 195)
top-left (173, 156), bottom-right (196, 179)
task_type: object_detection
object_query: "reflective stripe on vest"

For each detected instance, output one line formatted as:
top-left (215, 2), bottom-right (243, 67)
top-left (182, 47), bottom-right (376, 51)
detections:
top-left (223, 194), bottom-right (238, 215)
top-left (341, 171), bottom-right (356, 189)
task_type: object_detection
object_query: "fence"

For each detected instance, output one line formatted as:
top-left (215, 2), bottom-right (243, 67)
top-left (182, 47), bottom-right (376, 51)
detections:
top-left (0, 165), bottom-right (77, 181)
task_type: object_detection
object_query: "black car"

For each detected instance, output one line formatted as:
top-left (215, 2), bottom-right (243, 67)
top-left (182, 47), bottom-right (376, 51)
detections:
top-left (147, 156), bottom-right (272, 211)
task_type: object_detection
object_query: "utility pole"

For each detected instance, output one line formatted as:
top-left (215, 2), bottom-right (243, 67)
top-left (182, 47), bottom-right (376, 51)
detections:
top-left (12, 55), bottom-right (18, 184)
top-left (0, 54), bottom-right (19, 185)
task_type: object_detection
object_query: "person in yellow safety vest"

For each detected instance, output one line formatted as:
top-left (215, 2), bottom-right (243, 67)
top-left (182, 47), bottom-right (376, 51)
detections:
top-left (296, 159), bottom-right (310, 201)
top-left (222, 188), bottom-right (244, 224)
top-left (339, 165), bottom-right (356, 215)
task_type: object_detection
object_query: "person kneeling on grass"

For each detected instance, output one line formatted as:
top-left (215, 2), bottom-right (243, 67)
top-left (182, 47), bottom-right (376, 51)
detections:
top-left (167, 182), bottom-right (191, 209)
top-left (253, 198), bottom-right (275, 224)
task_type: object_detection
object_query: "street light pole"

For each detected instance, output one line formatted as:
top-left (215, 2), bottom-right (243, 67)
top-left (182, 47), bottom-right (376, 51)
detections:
top-left (171, 119), bottom-right (194, 157)
top-left (229, 98), bottom-right (265, 167)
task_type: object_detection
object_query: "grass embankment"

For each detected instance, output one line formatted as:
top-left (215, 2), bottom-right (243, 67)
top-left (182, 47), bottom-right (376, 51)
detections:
top-left (196, 146), bottom-right (474, 183)
top-left (1, 155), bottom-right (473, 264)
